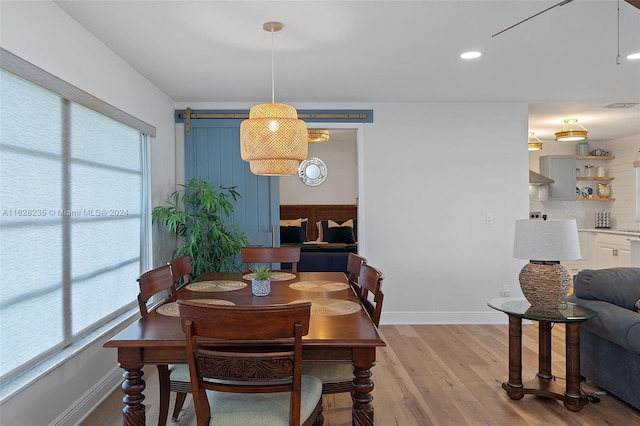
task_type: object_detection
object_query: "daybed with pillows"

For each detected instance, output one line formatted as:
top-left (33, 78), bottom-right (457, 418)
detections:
top-left (566, 267), bottom-right (640, 410)
top-left (279, 204), bottom-right (358, 273)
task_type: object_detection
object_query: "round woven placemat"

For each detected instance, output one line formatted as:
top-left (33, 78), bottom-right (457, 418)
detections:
top-left (242, 272), bottom-right (296, 281)
top-left (289, 281), bottom-right (350, 292)
top-left (185, 281), bottom-right (247, 292)
top-left (289, 298), bottom-right (362, 317)
top-left (156, 299), bottom-right (235, 317)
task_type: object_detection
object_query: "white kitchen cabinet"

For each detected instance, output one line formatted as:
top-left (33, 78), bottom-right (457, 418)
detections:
top-left (594, 233), bottom-right (632, 269)
top-left (539, 155), bottom-right (576, 201)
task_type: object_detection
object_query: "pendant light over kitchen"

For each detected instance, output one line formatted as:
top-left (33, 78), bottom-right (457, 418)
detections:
top-left (528, 132), bottom-right (543, 151)
top-left (554, 118), bottom-right (588, 142)
top-left (240, 22), bottom-right (308, 176)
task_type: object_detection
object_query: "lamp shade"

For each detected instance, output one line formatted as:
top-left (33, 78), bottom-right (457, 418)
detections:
top-left (513, 219), bottom-right (581, 261)
top-left (240, 103), bottom-right (308, 175)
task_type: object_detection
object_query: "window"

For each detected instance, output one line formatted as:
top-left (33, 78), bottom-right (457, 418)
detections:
top-left (0, 51), bottom-right (153, 383)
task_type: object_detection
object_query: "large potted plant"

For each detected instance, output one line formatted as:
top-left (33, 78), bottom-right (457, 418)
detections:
top-left (152, 178), bottom-right (248, 278)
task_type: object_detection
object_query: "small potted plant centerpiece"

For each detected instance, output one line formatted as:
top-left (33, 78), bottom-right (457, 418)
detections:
top-left (251, 265), bottom-right (272, 296)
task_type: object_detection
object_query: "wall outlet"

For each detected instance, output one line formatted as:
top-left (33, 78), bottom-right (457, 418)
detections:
top-left (485, 212), bottom-right (494, 225)
top-left (530, 211), bottom-right (541, 219)
top-left (502, 284), bottom-right (510, 297)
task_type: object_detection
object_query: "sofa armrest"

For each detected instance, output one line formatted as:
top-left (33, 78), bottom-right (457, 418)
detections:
top-left (567, 295), bottom-right (640, 354)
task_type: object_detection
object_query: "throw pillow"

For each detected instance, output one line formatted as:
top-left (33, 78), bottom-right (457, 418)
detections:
top-left (280, 225), bottom-right (307, 244)
top-left (280, 218), bottom-right (308, 227)
top-left (326, 226), bottom-right (356, 244)
top-left (279, 218), bottom-right (308, 244)
top-left (328, 219), bottom-right (354, 228)
top-left (636, 298), bottom-right (640, 312)
top-left (317, 218), bottom-right (357, 242)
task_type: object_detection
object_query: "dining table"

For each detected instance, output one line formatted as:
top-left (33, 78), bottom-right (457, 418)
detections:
top-left (104, 271), bottom-right (386, 426)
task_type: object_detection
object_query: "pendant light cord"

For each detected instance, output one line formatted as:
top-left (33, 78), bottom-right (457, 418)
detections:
top-left (616, 0), bottom-right (621, 65)
top-left (270, 26), bottom-right (275, 103)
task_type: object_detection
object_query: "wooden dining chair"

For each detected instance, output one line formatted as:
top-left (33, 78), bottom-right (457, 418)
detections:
top-left (178, 300), bottom-right (324, 426)
top-left (345, 253), bottom-right (366, 290)
top-left (168, 254), bottom-right (192, 287)
top-left (241, 246), bottom-right (301, 272)
top-left (137, 265), bottom-right (191, 425)
top-left (357, 263), bottom-right (385, 327)
top-left (302, 263), bottom-right (384, 395)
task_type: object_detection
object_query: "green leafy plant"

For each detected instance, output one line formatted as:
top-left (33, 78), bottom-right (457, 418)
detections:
top-left (251, 265), bottom-right (272, 280)
top-left (152, 178), bottom-right (248, 278)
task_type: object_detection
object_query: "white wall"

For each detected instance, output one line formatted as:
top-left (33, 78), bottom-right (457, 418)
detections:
top-left (361, 103), bottom-right (529, 320)
top-left (529, 135), bottom-right (640, 230)
top-left (0, 1), bottom-right (176, 424)
top-left (280, 129), bottom-right (358, 205)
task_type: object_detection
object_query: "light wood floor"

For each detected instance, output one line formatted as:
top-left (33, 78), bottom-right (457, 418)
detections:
top-left (82, 324), bottom-right (640, 426)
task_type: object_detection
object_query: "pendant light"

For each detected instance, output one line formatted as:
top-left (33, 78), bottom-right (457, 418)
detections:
top-left (554, 118), bottom-right (588, 142)
top-left (308, 129), bottom-right (331, 143)
top-left (240, 22), bottom-right (308, 176)
top-left (528, 132), bottom-right (543, 151)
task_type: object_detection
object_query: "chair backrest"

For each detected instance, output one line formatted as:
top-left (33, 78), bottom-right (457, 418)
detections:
top-left (346, 253), bottom-right (367, 285)
top-left (137, 264), bottom-right (176, 317)
top-left (168, 255), bottom-right (192, 286)
top-left (358, 264), bottom-right (384, 327)
top-left (178, 300), bottom-right (312, 426)
top-left (241, 246), bottom-right (301, 272)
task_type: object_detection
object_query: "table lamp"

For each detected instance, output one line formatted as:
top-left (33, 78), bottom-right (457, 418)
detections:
top-left (513, 218), bottom-right (581, 308)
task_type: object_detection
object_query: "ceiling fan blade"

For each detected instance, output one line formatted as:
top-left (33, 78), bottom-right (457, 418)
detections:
top-left (625, 0), bottom-right (640, 10)
top-left (492, 0), bottom-right (575, 37)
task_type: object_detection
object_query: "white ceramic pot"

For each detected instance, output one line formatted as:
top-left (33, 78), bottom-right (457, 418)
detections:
top-left (252, 278), bottom-right (271, 296)
top-left (596, 166), bottom-right (608, 177)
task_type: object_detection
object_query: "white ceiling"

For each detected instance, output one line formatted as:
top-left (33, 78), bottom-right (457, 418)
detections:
top-left (54, 0), bottom-right (640, 143)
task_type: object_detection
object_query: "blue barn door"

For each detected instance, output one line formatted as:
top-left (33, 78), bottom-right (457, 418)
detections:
top-left (184, 119), bottom-right (279, 251)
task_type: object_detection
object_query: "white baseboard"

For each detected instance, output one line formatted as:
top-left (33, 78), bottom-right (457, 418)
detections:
top-left (51, 366), bottom-right (122, 426)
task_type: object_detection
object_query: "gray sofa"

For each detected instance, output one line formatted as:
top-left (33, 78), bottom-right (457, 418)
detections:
top-left (566, 267), bottom-right (640, 410)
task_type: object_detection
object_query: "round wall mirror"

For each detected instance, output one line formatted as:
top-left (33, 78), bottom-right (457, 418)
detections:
top-left (298, 157), bottom-right (328, 186)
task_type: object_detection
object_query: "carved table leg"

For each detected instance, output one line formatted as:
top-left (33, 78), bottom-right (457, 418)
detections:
top-left (118, 348), bottom-right (146, 426)
top-left (538, 321), bottom-right (552, 379)
top-left (502, 315), bottom-right (524, 400)
top-left (351, 347), bottom-right (375, 426)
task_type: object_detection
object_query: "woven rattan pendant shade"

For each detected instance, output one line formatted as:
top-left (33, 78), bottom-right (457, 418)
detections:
top-left (249, 159), bottom-right (300, 175)
top-left (240, 103), bottom-right (308, 176)
top-left (239, 22), bottom-right (308, 176)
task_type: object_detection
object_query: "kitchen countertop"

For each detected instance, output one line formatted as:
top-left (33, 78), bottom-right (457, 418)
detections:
top-left (579, 229), bottom-right (640, 237)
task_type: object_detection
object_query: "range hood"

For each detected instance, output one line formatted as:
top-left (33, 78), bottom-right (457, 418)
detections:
top-left (529, 170), bottom-right (554, 185)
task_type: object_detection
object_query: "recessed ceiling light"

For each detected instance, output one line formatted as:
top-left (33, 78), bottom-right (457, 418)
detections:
top-left (627, 52), bottom-right (640, 60)
top-left (460, 51), bottom-right (482, 59)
